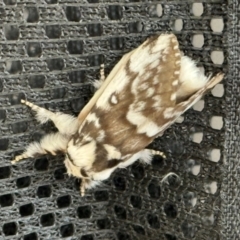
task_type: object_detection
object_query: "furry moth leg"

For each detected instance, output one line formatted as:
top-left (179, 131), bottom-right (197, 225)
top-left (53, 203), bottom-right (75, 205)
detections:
top-left (149, 149), bottom-right (166, 159)
top-left (21, 100), bottom-right (79, 136)
top-left (11, 132), bottom-right (69, 164)
top-left (80, 179), bottom-right (86, 196)
top-left (92, 64), bottom-right (106, 89)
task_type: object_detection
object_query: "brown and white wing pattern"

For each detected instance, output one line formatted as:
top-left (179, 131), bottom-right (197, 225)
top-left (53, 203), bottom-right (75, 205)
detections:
top-left (80, 34), bottom-right (181, 155)
top-left (11, 33), bottom-right (223, 195)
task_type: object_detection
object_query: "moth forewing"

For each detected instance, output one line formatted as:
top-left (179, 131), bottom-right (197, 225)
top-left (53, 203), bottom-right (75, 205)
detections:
top-left (77, 48), bottom-right (136, 126)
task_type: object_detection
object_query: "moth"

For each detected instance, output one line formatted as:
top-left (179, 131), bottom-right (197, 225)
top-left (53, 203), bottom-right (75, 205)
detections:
top-left (12, 34), bottom-right (224, 195)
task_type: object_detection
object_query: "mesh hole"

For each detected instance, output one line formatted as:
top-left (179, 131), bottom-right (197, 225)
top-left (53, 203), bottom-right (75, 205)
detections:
top-left (132, 224), bottom-right (145, 235)
top-left (57, 195), bottom-right (71, 208)
top-left (109, 37), bottom-right (125, 50)
top-left (117, 232), bottom-right (131, 240)
top-left (16, 176), bottom-right (31, 188)
top-left (163, 174), bottom-right (181, 189)
top-left (97, 218), bottom-right (111, 229)
top-left (210, 116), bottom-right (224, 130)
top-left (9, 92), bottom-right (25, 105)
top-left (181, 221), bottom-right (196, 238)
top-left (204, 181), bottom-right (218, 194)
top-left (4, 25), bottom-right (19, 40)
top-left (193, 100), bottom-right (205, 111)
top-left (51, 88), bottom-right (66, 99)
top-left (40, 213), bottom-right (55, 227)
top-left (192, 3), bottom-right (203, 16)
top-left (0, 110), bottom-right (6, 122)
top-left (183, 191), bottom-right (197, 207)
top-left (65, 6), bottom-right (81, 22)
top-left (186, 159), bottom-right (201, 176)
top-left (114, 205), bottom-right (127, 219)
top-left (87, 0), bottom-right (99, 2)
top-left (0, 166), bottom-right (11, 179)
top-left (128, 22), bottom-right (143, 33)
top-left (191, 132), bottom-right (203, 143)
top-left (67, 40), bottom-right (83, 54)
top-left (147, 214), bottom-right (160, 229)
top-left (211, 84), bottom-right (224, 97)
top-left (149, 4), bottom-right (163, 17)
top-left (192, 34), bottom-right (204, 48)
top-left (19, 203), bottom-right (34, 217)
top-left (130, 195), bottom-right (142, 209)
top-left (45, 0), bottom-right (58, 3)
top-left (152, 154), bottom-right (165, 169)
top-left (45, 25), bottom-right (61, 39)
top-left (24, 232), bottom-right (38, 240)
top-left (12, 121), bottom-right (28, 134)
top-left (209, 149), bottom-right (221, 162)
top-left (26, 42), bottom-right (42, 57)
top-left (81, 234), bottom-right (94, 240)
top-left (0, 80), bottom-right (3, 92)
top-left (37, 185), bottom-right (52, 198)
top-left (3, 222), bottom-right (17, 236)
top-left (164, 202), bottom-right (178, 219)
top-left (165, 234), bottom-right (177, 240)
top-left (46, 58), bottom-right (64, 71)
top-left (3, 0), bottom-right (16, 5)
top-left (113, 176), bottom-right (126, 191)
top-left (211, 51), bottom-right (224, 65)
top-left (71, 98), bottom-right (85, 113)
top-left (0, 138), bottom-right (9, 150)
top-left (87, 23), bottom-right (103, 37)
top-left (68, 70), bottom-right (86, 84)
top-left (0, 193), bottom-right (14, 207)
top-left (6, 60), bottom-right (22, 74)
top-left (54, 167), bottom-right (66, 180)
top-left (202, 211), bottom-right (214, 225)
top-left (210, 18), bottom-right (224, 32)
top-left (88, 54), bottom-right (104, 67)
top-left (28, 75), bottom-right (45, 89)
top-left (107, 5), bottom-right (123, 20)
top-left (34, 158), bottom-right (49, 171)
top-left (131, 163), bottom-right (145, 180)
top-left (94, 190), bottom-right (109, 201)
top-left (23, 7), bottom-right (39, 23)
top-left (175, 115), bottom-right (184, 123)
top-left (148, 182), bottom-right (161, 199)
top-left (174, 19), bottom-right (183, 31)
top-left (60, 223), bottom-right (74, 237)
top-left (77, 206), bottom-right (91, 218)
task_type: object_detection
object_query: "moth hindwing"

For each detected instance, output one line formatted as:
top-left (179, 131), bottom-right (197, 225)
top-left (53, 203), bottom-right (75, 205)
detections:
top-left (12, 34), bottom-right (224, 196)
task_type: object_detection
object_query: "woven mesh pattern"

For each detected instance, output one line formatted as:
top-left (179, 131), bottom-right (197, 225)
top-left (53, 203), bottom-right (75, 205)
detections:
top-left (0, 0), bottom-right (235, 239)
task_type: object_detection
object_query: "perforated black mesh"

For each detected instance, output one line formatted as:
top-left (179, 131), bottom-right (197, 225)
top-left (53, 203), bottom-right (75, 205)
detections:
top-left (0, 0), bottom-right (238, 239)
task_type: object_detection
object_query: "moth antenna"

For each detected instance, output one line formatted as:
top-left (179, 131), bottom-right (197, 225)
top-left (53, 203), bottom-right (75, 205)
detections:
top-left (11, 132), bottom-right (68, 164)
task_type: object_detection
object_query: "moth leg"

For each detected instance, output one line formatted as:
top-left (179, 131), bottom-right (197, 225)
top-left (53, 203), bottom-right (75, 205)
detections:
top-left (11, 132), bottom-right (69, 164)
top-left (100, 63), bottom-right (105, 82)
top-left (92, 64), bottom-right (105, 89)
top-left (149, 149), bottom-right (166, 159)
top-left (21, 99), bottom-right (79, 135)
top-left (80, 179), bottom-right (86, 196)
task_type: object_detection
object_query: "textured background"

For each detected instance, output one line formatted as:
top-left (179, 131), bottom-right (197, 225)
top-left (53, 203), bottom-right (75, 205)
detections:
top-left (0, 0), bottom-right (238, 239)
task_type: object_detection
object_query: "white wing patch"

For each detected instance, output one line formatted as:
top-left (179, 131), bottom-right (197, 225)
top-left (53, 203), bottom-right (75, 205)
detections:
top-left (126, 110), bottom-right (161, 137)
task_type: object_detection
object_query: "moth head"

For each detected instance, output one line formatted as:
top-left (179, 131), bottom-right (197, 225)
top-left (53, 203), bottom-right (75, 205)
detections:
top-left (64, 135), bottom-right (122, 179)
